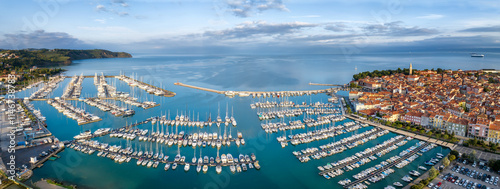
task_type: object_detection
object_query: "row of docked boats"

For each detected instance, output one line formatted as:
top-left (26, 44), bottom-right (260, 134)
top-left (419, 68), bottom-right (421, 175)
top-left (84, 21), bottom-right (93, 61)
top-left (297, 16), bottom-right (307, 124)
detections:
top-left (249, 90), bottom-right (328, 98)
top-left (351, 141), bottom-right (429, 182)
top-left (61, 73), bottom-right (84, 99)
top-left (257, 108), bottom-right (340, 120)
top-left (251, 100), bottom-right (338, 109)
top-left (116, 74), bottom-right (167, 96)
top-left (23, 99), bottom-right (47, 122)
top-left (304, 114), bottom-right (346, 127)
top-left (320, 134), bottom-right (406, 175)
top-left (47, 98), bottom-right (101, 125)
top-left (68, 141), bottom-right (260, 174)
top-left (84, 98), bottom-right (134, 117)
top-left (261, 120), bottom-right (304, 133)
top-left (295, 128), bottom-right (383, 162)
top-left (117, 96), bottom-right (157, 109)
top-left (30, 75), bottom-right (65, 99)
top-left (110, 129), bottom-right (245, 148)
top-left (278, 121), bottom-right (363, 146)
top-left (153, 111), bottom-right (237, 128)
top-left (94, 72), bottom-right (117, 98)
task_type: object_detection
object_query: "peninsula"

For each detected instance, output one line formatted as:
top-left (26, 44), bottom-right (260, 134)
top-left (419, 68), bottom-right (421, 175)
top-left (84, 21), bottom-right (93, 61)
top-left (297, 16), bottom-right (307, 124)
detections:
top-left (0, 49), bottom-right (132, 92)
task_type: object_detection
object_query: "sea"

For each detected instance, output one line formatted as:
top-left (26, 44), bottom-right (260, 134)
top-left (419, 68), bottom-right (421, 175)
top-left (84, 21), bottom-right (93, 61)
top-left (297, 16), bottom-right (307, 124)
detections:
top-left (13, 51), bottom-right (500, 189)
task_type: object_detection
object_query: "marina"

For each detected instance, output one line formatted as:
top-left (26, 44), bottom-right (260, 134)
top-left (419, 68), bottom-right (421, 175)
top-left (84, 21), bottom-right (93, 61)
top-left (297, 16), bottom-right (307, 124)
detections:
top-left (4, 56), bottom-right (454, 189)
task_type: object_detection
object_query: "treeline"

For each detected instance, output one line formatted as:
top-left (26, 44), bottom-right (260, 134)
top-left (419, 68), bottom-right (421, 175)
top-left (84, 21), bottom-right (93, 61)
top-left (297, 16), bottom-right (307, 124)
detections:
top-left (353, 67), bottom-right (448, 81)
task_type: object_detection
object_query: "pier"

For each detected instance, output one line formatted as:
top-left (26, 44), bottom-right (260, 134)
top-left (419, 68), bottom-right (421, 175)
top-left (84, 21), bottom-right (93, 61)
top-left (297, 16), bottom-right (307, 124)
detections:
top-left (69, 141), bottom-right (259, 169)
top-left (309, 82), bottom-right (346, 87)
top-left (295, 128), bottom-right (383, 159)
top-left (118, 75), bottom-right (176, 97)
top-left (174, 82), bottom-right (335, 97)
top-left (343, 142), bottom-right (431, 188)
top-left (318, 134), bottom-right (407, 175)
top-left (174, 82), bottom-right (225, 94)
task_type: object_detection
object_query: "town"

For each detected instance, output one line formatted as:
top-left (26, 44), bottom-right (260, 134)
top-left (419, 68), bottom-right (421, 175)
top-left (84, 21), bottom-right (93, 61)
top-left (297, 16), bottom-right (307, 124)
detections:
top-left (349, 65), bottom-right (500, 147)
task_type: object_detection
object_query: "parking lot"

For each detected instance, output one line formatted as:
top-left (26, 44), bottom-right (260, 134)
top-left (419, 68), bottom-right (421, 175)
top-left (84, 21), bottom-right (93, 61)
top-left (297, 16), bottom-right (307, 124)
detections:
top-left (454, 146), bottom-right (500, 161)
top-left (428, 159), bottom-right (499, 189)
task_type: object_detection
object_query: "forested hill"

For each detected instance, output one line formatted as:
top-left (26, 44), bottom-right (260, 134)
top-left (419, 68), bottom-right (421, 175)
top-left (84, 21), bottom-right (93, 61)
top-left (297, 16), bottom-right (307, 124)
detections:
top-left (0, 49), bottom-right (132, 68)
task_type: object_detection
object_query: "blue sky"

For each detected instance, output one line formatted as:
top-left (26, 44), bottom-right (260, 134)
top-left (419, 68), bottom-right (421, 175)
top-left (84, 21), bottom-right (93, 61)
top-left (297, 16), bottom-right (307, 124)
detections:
top-left (0, 0), bottom-right (499, 54)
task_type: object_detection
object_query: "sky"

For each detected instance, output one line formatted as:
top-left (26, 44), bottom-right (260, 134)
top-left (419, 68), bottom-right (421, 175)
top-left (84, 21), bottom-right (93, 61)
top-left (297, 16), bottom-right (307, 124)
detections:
top-left (0, 0), bottom-right (499, 54)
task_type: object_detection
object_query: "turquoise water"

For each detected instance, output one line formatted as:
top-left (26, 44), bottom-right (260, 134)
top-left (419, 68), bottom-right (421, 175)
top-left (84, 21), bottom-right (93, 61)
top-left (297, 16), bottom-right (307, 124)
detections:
top-left (18, 52), bottom-right (495, 189)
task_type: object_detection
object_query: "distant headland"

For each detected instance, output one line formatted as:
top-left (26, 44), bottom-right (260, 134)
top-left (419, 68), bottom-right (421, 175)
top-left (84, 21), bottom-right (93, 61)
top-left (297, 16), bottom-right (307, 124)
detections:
top-left (0, 49), bottom-right (132, 68)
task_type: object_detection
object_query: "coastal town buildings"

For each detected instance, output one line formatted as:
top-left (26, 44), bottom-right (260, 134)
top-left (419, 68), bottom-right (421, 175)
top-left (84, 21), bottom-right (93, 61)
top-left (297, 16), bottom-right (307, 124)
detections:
top-left (350, 66), bottom-right (500, 142)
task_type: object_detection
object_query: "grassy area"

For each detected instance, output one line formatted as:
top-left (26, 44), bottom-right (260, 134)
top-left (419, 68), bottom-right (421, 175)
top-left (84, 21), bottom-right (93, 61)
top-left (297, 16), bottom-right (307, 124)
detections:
top-left (46, 179), bottom-right (75, 189)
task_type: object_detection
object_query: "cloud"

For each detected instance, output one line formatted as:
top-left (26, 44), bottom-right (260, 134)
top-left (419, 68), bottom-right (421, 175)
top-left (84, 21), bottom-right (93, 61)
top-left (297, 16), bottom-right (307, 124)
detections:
top-left (459, 25), bottom-right (500, 33)
top-left (113, 0), bottom-right (129, 7)
top-left (94, 19), bottom-right (106, 24)
top-left (363, 21), bottom-right (439, 36)
top-left (95, 1), bottom-right (129, 17)
top-left (96, 4), bottom-right (106, 12)
top-left (226, 0), bottom-right (289, 18)
top-left (203, 21), bottom-right (316, 39)
top-left (292, 15), bottom-right (321, 18)
top-left (0, 30), bottom-right (89, 49)
top-left (416, 14), bottom-right (444, 19)
top-left (324, 23), bottom-right (348, 32)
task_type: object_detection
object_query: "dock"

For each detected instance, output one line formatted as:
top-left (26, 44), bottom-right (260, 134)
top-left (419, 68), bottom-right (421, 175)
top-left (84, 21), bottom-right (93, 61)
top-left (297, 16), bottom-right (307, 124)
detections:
top-left (343, 142), bottom-right (431, 188)
top-left (309, 82), bottom-right (346, 87)
top-left (70, 141), bottom-right (258, 168)
top-left (118, 75), bottom-right (176, 97)
top-left (318, 135), bottom-right (407, 175)
top-left (295, 128), bottom-right (383, 159)
top-left (174, 82), bottom-right (225, 94)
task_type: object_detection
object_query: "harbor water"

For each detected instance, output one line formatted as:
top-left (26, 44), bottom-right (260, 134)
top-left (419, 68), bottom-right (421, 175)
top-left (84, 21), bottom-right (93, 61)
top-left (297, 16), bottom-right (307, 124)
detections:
top-left (20, 52), bottom-right (500, 189)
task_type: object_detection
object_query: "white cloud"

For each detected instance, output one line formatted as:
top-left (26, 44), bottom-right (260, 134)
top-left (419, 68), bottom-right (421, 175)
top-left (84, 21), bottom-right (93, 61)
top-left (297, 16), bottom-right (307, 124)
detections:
top-left (416, 14), bottom-right (444, 19)
top-left (96, 4), bottom-right (106, 12)
top-left (94, 19), bottom-right (106, 24)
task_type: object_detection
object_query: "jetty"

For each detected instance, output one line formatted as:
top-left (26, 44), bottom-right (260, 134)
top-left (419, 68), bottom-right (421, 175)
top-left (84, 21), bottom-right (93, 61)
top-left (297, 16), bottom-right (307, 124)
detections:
top-left (117, 74), bottom-right (176, 97)
top-left (174, 82), bottom-right (336, 97)
top-left (318, 135), bottom-right (407, 175)
top-left (295, 128), bottom-right (383, 160)
top-left (309, 82), bottom-right (346, 87)
top-left (69, 141), bottom-right (259, 170)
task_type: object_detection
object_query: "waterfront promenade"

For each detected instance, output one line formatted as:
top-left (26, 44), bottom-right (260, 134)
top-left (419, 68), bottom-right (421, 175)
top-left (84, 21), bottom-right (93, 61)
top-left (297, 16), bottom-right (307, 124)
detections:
top-left (346, 114), bottom-right (458, 150)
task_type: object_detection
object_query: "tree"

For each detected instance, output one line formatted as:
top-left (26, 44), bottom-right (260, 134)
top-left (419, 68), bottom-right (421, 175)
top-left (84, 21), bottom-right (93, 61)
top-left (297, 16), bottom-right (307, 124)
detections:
top-left (443, 134), bottom-right (450, 140)
top-left (397, 124), bottom-right (403, 128)
top-left (420, 130), bottom-right (425, 134)
top-left (443, 158), bottom-right (450, 167)
top-left (469, 150), bottom-right (477, 162)
top-left (411, 128), bottom-right (417, 132)
top-left (449, 155), bottom-right (456, 162)
top-left (490, 143), bottom-right (498, 152)
top-left (429, 167), bottom-right (438, 178)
